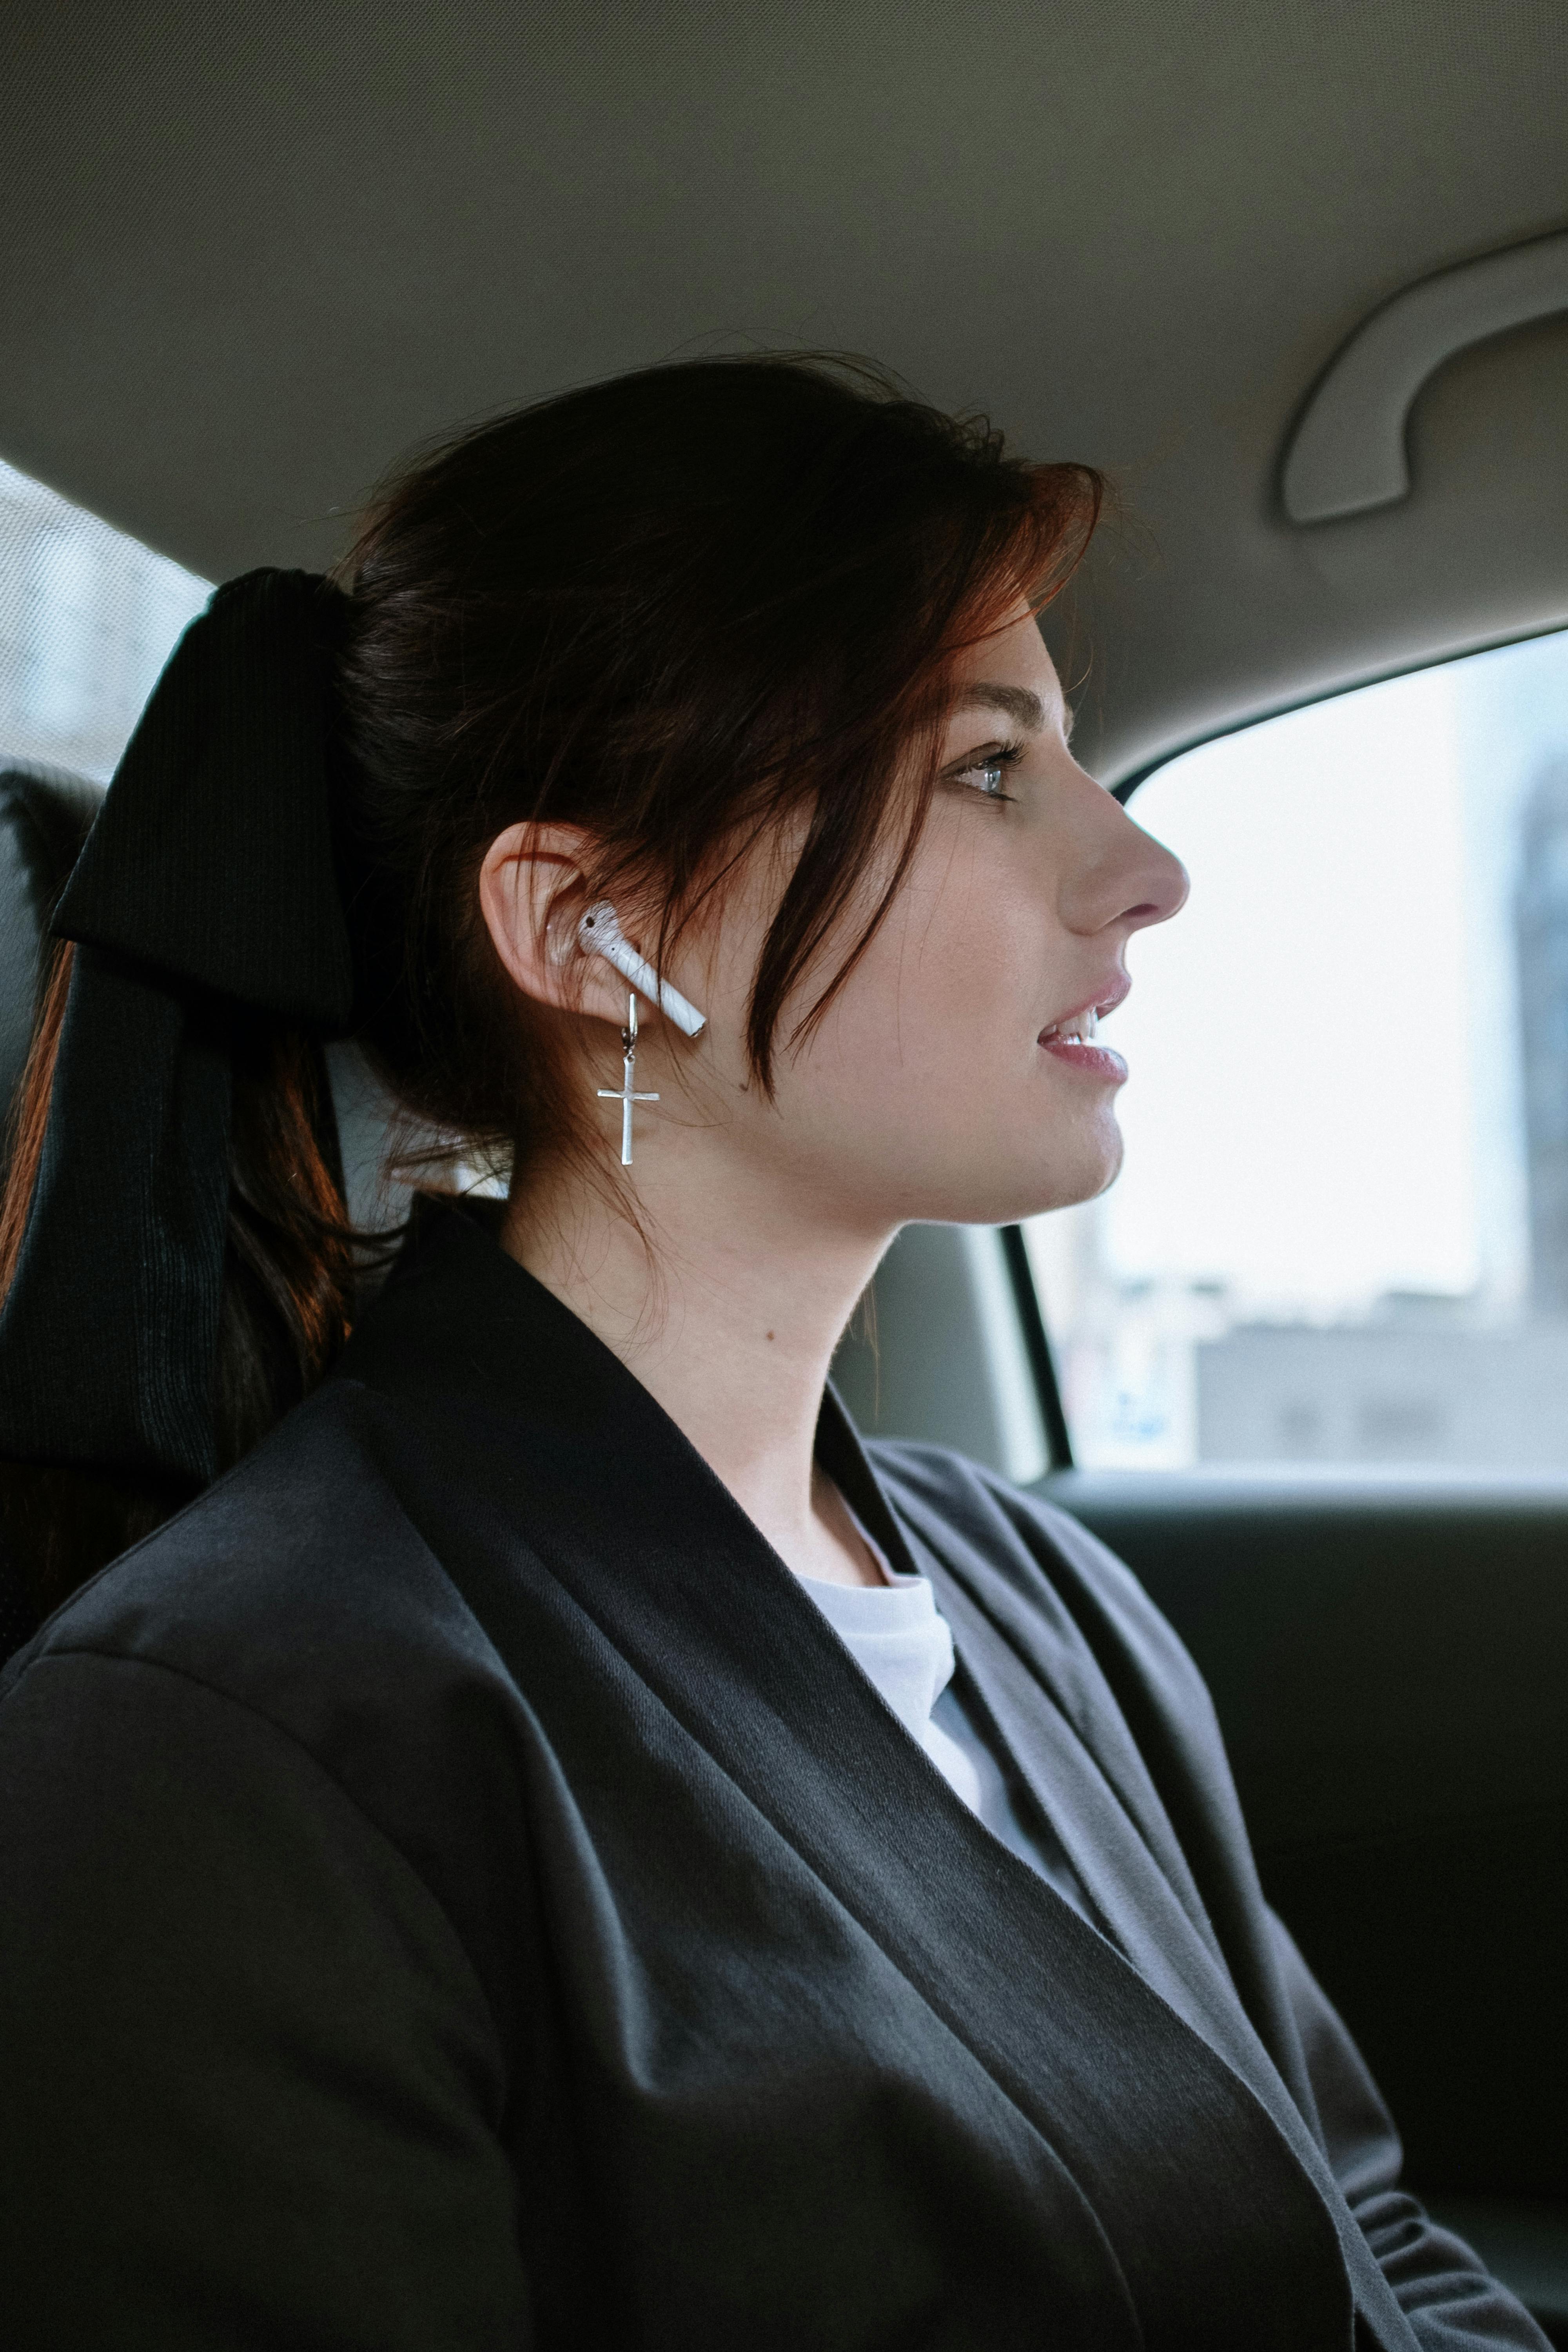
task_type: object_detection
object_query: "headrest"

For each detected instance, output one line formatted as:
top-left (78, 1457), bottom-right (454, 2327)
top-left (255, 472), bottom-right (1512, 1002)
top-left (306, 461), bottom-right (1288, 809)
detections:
top-left (0, 765), bottom-right (105, 1162)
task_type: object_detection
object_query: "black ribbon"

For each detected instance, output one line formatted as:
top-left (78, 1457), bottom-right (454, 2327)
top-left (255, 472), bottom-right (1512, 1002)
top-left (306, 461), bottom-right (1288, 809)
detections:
top-left (0, 569), bottom-right (355, 1486)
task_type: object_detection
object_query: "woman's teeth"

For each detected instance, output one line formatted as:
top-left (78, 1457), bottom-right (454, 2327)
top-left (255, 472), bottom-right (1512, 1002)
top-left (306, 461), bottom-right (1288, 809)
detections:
top-left (1047, 1007), bottom-right (1100, 1045)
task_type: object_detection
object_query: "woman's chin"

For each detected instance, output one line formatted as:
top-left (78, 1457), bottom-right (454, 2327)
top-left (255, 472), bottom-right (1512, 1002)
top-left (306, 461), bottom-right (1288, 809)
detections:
top-left (891, 1137), bottom-right (1121, 1230)
top-left (1013, 1126), bottom-right (1124, 1223)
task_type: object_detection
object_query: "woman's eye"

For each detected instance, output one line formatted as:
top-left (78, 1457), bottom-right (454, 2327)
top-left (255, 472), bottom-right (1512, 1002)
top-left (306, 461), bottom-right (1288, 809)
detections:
top-left (952, 745), bottom-right (1022, 800)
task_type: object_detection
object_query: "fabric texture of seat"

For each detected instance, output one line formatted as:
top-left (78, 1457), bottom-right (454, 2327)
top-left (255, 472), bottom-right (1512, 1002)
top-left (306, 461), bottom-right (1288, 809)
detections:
top-left (0, 765), bottom-right (104, 1152)
top-left (0, 766), bottom-right (104, 1661)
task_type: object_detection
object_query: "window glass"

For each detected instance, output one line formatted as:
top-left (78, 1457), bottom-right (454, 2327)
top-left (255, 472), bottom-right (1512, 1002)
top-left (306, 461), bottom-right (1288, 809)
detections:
top-left (0, 456), bottom-right (210, 780)
top-left (1025, 628), bottom-right (1568, 1469)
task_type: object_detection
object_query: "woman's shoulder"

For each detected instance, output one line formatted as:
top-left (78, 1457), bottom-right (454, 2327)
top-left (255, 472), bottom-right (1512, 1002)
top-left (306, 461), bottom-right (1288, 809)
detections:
top-left (5, 1378), bottom-right (469, 1695)
top-left (0, 1372), bottom-right (531, 1877)
top-left (865, 1437), bottom-right (1218, 1727)
top-left (0, 1372), bottom-right (550, 2051)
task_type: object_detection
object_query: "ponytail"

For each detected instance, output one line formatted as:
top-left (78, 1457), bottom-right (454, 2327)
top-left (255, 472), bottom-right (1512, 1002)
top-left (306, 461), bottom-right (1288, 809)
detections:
top-left (0, 572), bottom-right (364, 1636)
top-left (0, 932), bottom-right (356, 1628)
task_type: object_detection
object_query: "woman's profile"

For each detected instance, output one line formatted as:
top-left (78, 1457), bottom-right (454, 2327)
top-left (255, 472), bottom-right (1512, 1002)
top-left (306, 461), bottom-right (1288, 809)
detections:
top-left (0, 356), bottom-right (1546, 2348)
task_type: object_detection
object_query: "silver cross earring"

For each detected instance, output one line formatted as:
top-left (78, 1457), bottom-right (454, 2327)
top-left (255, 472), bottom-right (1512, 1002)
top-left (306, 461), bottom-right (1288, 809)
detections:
top-left (598, 993), bottom-right (660, 1166)
top-left (577, 903), bottom-right (706, 1169)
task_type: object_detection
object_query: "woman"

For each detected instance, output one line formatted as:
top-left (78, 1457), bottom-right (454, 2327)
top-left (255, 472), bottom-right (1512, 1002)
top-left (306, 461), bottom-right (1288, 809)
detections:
top-left (0, 356), bottom-right (1544, 2350)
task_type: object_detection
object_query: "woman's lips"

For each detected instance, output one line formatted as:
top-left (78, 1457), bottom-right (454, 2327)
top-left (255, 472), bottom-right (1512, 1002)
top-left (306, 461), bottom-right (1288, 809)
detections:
top-left (1038, 998), bottom-right (1128, 1083)
top-left (1041, 1034), bottom-right (1129, 1082)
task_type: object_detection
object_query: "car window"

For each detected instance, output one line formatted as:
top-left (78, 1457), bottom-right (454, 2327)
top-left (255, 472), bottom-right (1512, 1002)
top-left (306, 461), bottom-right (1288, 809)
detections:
top-left (0, 457), bottom-right (209, 779)
top-left (1025, 627), bottom-right (1568, 1470)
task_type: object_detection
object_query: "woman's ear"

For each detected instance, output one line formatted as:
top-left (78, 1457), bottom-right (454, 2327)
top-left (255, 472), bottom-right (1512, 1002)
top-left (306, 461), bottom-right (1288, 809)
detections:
top-left (478, 822), bottom-right (630, 1025)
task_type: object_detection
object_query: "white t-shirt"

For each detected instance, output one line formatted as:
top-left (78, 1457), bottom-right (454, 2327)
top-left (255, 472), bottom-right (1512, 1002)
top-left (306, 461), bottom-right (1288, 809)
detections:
top-left (799, 1512), bottom-right (1093, 1923)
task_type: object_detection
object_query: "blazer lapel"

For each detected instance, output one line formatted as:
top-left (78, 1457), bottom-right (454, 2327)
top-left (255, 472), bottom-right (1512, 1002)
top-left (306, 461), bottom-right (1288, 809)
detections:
top-left (925, 1561), bottom-right (1245, 2008)
top-left (823, 1402), bottom-right (1223, 1939)
top-left (818, 1398), bottom-right (1421, 2352)
top-left (817, 1396), bottom-right (1305, 2120)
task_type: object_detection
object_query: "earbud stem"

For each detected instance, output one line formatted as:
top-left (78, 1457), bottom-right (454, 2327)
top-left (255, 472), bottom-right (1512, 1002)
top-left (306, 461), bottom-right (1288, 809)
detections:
top-left (576, 902), bottom-right (707, 1036)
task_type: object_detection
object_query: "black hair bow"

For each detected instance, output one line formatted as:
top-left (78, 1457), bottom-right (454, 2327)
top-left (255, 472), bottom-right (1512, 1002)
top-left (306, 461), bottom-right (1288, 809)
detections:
top-left (0, 569), bottom-right (354, 1486)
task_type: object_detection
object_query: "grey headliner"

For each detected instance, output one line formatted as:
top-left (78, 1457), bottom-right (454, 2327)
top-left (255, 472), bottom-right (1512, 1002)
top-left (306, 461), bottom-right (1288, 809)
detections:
top-left (4, 1), bottom-right (1566, 784)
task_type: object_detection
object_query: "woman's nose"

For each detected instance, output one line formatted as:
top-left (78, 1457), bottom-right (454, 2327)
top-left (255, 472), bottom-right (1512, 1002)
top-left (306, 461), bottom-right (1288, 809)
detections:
top-left (1120, 817), bottom-right (1189, 933)
top-left (1064, 784), bottom-right (1189, 938)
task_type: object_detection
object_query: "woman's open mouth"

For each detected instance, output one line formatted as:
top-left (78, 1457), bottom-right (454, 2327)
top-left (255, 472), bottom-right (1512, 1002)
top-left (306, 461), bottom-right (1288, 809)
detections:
top-left (1038, 1003), bottom-right (1129, 1083)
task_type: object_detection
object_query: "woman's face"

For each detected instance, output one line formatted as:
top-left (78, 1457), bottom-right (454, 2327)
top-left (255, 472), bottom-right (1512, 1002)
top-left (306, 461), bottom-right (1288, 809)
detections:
top-left (688, 603), bottom-right (1189, 1234)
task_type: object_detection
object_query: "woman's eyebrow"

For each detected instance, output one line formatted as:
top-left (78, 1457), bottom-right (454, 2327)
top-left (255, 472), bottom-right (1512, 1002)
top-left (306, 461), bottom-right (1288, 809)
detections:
top-left (952, 682), bottom-right (1049, 732)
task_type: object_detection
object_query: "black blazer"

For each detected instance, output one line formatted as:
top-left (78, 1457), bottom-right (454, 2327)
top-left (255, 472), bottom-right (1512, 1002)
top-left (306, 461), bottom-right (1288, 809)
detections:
top-left (0, 1201), bottom-right (1546, 2350)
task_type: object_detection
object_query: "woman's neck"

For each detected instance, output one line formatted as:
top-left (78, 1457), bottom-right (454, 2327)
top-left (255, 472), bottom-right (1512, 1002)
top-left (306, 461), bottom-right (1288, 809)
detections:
top-left (501, 1142), bottom-right (893, 1587)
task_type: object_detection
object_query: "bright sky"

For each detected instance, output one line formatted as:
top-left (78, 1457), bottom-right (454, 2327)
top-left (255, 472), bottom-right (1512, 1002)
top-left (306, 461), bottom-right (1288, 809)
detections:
top-left (1098, 664), bottom-right (1491, 1318)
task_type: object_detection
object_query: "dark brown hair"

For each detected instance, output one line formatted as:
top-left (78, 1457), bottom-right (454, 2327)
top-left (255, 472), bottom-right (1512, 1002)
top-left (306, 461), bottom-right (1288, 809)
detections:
top-left (0, 352), bottom-right (1100, 1625)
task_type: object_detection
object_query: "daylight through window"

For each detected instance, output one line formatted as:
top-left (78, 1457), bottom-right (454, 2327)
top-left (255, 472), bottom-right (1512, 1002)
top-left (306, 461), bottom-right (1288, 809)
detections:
top-left (0, 457), bottom-right (210, 782)
top-left (1026, 630), bottom-right (1568, 1471)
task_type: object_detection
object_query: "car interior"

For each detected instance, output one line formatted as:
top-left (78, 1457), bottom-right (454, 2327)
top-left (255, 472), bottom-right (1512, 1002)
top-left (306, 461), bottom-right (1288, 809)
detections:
top-left (2, 3), bottom-right (1565, 2336)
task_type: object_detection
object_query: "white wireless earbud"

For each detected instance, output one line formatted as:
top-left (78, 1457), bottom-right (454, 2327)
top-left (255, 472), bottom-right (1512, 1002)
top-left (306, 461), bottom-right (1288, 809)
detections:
top-left (575, 902), bottom-right (707, 1037)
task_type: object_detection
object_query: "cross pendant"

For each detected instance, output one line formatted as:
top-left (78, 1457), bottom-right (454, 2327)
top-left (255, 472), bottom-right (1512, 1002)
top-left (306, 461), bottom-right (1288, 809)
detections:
top-left (597, 993), bottom-right (659, 1166)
